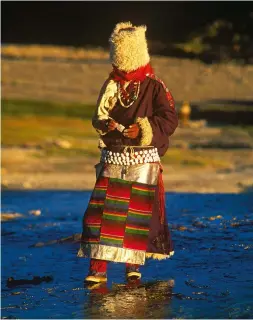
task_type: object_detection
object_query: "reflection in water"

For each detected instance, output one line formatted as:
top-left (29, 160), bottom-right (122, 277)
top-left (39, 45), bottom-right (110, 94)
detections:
top-left (85, 280), bottom-right (174, 319)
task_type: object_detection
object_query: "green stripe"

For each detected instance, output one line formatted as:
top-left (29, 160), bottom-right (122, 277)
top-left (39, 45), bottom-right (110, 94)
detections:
top-left (125, 228), bottom-right (149, 235)
top-left (105, 199), bottom-right (129, 208)
top-left (110, 178), bottom-right (131, 185)
top-left (106, 198), bottom-right (129, 204)
top-left (128, 212), bottom-right (152, 219)
top-left (87, 225), bottom-right (100, 230)
top-left (93, 189), bottom-right (106, 195)
top-left (90, 203), bottom-right (103, 207)
top-left (132, 189), bottom-right (155, 197)
top-left (103, 214), bottom-right (127, 221)
top-left (100, 237), bottom-right (123, 244)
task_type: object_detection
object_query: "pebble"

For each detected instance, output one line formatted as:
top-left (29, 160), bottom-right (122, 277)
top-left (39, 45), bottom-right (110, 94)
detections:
top-left (208, 215), bottom-right (223, 221)
top-left (28, 210), bottom-right (41, 216)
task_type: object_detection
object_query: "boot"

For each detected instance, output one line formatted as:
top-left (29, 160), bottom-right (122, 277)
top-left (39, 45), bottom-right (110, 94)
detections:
top-left (85, 259), bottom-right (107, 283)
top-left (126, 264), bottom-right (141, 281)
top-left (85, 270), bottom-right (107, 283)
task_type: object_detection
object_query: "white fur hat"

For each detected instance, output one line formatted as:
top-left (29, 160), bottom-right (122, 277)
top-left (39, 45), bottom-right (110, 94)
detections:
top-left (109, 21), bottom-right (150, 72)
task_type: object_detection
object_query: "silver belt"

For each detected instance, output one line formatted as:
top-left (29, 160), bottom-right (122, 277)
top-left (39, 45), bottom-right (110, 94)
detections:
top-left (100, 147), bottom-right (160, 165)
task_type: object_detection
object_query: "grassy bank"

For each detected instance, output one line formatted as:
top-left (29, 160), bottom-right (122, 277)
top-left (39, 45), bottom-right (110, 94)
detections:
top-left (2, 99), bottom-right (95, 118)
top-left (2, 97), bottom-right (253, 192)
top-left (2, 98), bottom-right (253, 170)
top-left (2, 99), bottom-right (98, 146)
top-left (2, 113), bottom-right (232, 168)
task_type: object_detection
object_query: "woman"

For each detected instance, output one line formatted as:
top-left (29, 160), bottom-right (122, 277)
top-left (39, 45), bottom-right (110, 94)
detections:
top-left (77, 21), bottom-right (178, 283)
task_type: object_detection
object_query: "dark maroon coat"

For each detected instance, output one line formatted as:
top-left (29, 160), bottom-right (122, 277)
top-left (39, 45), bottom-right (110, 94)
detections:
top-left (93, 77), bottom-right (178, 157)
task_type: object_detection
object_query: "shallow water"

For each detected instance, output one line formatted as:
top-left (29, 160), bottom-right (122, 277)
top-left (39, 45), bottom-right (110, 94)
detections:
top-left (1, 190), bottom-right (253, 319)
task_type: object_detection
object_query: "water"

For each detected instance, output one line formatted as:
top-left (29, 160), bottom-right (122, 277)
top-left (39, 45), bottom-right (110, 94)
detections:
top-left (1, 191), bottom-right (253, 319)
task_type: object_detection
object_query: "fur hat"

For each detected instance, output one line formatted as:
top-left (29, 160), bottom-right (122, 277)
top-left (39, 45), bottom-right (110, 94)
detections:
top-left (109, 21), bottom-right (150, 72)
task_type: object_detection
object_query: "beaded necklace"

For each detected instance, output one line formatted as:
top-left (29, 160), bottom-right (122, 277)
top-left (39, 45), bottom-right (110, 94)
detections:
top-left (117, 81), bottom-right (140, 108)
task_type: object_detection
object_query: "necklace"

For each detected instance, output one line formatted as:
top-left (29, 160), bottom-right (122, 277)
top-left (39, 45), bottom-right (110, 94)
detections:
top-left (117, 81), bottom-right (140, 108)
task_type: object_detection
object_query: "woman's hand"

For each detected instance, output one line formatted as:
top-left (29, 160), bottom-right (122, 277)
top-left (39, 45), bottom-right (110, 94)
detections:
top-left (123, 124), bottom-right (140, 139)
top-left (107, 119), bottom-right (117, 132)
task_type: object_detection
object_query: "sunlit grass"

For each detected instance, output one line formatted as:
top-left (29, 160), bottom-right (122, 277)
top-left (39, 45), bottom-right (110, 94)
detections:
top-left (3, 115), bottom-right (232, 168)
top-left (2, 115), bottom-right (98, 146)
top-left (2, 98), bottom-right (241, 169)
top-left (2, 99), bottom-right (96, 118)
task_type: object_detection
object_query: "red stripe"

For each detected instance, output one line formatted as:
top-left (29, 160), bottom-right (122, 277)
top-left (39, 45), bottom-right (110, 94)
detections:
top-left (95, 176), bottom-right (109, 188)
top-left (129, 195), bottom-right (153, 212)
top-left (100, 219), bottom-right (126, 237)
top-left (123, 234), bottom-right (148, 251)
top-left (84, 209), bottom-right (103, 224)
top-left (107, 182), bottom-right (131, 199)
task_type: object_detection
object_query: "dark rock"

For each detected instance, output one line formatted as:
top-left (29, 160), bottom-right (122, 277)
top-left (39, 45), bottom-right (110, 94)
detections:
top-left (7, 276), bottom-right (53, 288)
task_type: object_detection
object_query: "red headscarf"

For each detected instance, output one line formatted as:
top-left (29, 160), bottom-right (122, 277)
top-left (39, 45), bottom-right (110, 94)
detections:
top-left (110, 63), bottom-right (154, 84)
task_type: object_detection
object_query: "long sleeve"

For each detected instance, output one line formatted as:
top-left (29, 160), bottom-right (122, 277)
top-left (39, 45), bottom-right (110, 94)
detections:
top-left (137, 80), bottom-right (178, 156)
top-left (92, 78), bottom-right (118, 135)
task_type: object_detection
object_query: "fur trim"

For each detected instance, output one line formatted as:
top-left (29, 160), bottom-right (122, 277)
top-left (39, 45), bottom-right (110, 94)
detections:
top-left (109, 21), bottom-right (150, 72)
top-left (136, 117), bottom-right (153, 146)
top-left (146, 251), bottom-right (174, 260)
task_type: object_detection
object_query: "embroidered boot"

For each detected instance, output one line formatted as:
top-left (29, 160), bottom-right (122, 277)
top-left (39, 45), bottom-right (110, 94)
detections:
top-left (126, 263), bottom-right (141, 281)
top-left (85, 259), bottom-right (107, 283)
top-left (85, 270), bottom-right (107, 284)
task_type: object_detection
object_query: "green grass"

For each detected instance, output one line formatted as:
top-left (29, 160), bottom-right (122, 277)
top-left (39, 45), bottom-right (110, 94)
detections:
top-left (1, 98), bottom-right (247, 169)
top-left (196, 104), bottom-right (253, 112)
top-left (1, 99), bottom-right (96, 118)
top-left (2, 115), bottom-right (98, 146)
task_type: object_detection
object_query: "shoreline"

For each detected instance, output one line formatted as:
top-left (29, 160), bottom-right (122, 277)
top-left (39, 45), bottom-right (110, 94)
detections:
top-left (2, 166), bottom-right (253, 193)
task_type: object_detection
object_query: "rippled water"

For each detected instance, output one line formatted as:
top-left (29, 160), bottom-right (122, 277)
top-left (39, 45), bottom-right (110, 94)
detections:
top-left (1, 191), bottom-right (253, 319)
